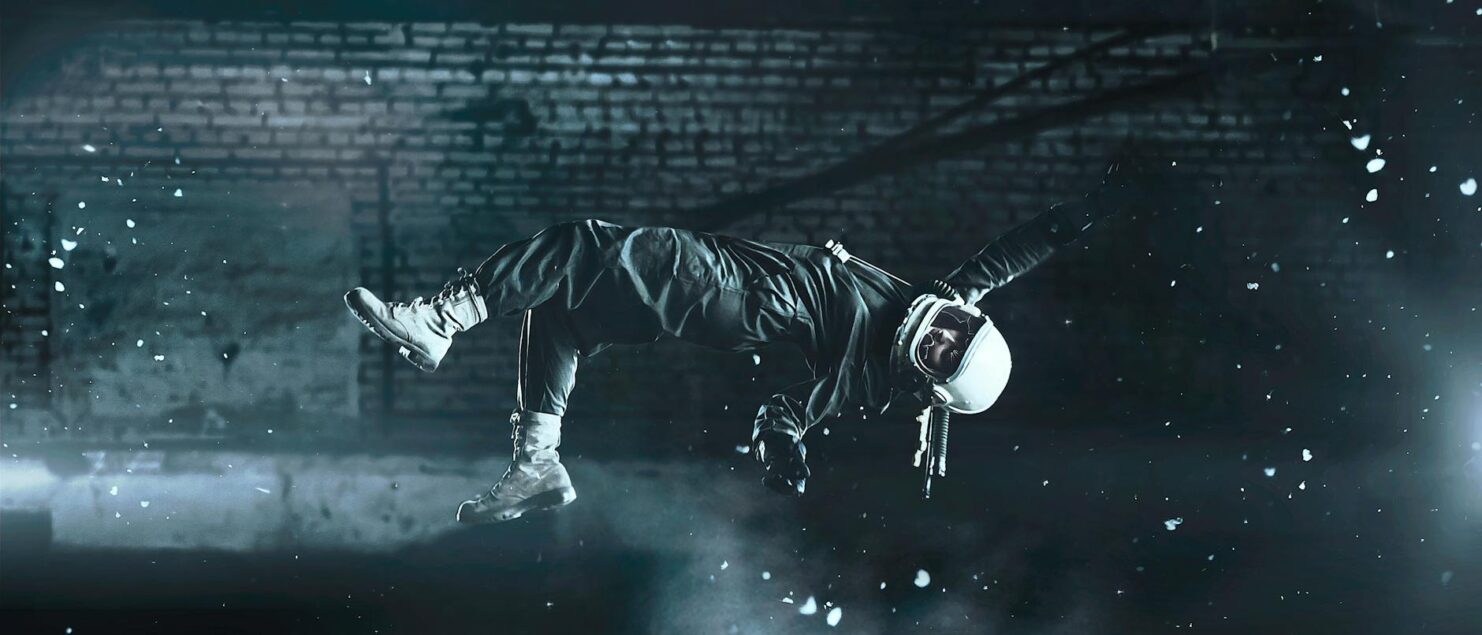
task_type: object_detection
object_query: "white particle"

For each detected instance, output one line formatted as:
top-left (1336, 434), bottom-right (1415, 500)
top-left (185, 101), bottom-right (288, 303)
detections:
top-left (1270, 262), bottom-right (1280, 273)
top-left (127, 219), bottom-right (136, 228)
top-left (826, 607), bottom-right (843, 627)
top-left (720, 560), bottom-right (728, 570)
top-left (1170, 280), bottom-right (1176, 287)
top-left (54, 281), bottom-right (66, 292)
top-left (1164, 517), bottom-right (1183, 531)
top-left (761, 571), bottom-right (771, 580)
top-left (174, 188), bottom-right (183, 197)
top-left (140, 500), bottom-right (150, 508)
top-left (1365, 188), bottom-right (1379, 203)
top-left (364, 71), bottom-right (373, 85)
top-left (255, 487), bottom-right (271, 494)
top-left (109, 485), bottom-right (119, 495)
top-left (153, 354), bottom-right (165, 362)
top-left (1245, 282), bottom-right (1260, 291)
top-left (136, 339), bottom-right (144, 348)
top-left (1342, 217), bottom-right (1349, 224)
top-left (61, 239), bottom-right (78, 251)
top-left (1461, 178), bottom-right (1478, 196)
top-left (1264, 467), bottom-right (1277, 477)
top-left (799, 596), bottom-right (818, 616)
top-left (1312, 54), bottom-right (1323, 62)
top-left (914, 569), bottom-right (931, 588)
top-left (82, 144), bottom-right (96, 153)
top-left (1299, 481), bottom-right (1307, 490)
top-left (1365, 158), bottom-right (1386, 173)
top-left (48, 257), bottom-right (65, 269)
top-left (1349, 134), bottom-right (1370, 151)
top-left (1302, 449), bottom-right (1313, 462)
top-left (1341, 87), bottom-right (1350, 96)
top-left (78, 201), bottom-right (86, 209)
top-left (1386, 250), bottom-right (1395, 259)
top-left (752, 354), bottom-right (761, 365)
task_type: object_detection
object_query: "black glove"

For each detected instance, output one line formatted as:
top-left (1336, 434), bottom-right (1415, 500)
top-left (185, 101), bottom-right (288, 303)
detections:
top-left (1091, 153), bottom-right (1150, 214)
top-left (1044, 200), bottom-right (1101, 246)
top-left (1045, 158), bottom-right (1143, 246)
top-left (754, 429), bottom-right (810, 497)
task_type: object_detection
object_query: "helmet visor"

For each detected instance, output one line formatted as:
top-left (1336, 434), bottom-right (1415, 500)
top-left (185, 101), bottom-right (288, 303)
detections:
top-left (915, 305), bottom-right (988, 379)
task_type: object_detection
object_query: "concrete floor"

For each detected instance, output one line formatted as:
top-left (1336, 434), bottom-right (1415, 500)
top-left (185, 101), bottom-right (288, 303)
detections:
top-left (4, 418), bottom-right (1481, 634)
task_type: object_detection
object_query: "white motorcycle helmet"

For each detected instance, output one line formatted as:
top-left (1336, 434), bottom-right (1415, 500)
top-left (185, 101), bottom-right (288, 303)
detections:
top-left (891, 294), bottom-right (1012, 414)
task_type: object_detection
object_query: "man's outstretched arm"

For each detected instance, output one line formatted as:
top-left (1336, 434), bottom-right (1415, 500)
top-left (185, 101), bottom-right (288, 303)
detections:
top-left (942, 210), bottom-right (1063, 306)
top-left (945, 163), bottom-right (1136, 305)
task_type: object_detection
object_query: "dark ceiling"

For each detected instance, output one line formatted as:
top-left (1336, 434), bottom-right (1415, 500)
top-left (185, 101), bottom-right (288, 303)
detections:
top-left (0, 0), bottom-right (1471, 103)
top-left (0, 0), bottom-right (1460, 30)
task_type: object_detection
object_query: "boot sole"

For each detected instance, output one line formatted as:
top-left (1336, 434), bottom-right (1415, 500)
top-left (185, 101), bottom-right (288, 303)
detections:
top-left (456, 487), bottom-right (577, 525)
top-left (344, 290), bottom-right (440, 373)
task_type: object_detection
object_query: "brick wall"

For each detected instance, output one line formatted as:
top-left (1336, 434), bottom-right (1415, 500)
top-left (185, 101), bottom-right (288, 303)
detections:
top-left (2, 19), bottom-right (1432, 442)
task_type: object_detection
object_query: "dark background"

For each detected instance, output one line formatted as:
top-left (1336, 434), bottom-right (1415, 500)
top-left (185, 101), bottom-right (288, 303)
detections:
top-left (2, 0), bottom-right (1480, 633)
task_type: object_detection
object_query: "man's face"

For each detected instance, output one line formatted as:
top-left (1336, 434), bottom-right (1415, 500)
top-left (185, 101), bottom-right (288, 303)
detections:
top-left (919, 324), bottom-right (969, 378)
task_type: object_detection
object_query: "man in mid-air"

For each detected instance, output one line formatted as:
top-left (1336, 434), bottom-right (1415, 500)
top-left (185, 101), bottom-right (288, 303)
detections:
top-left (345, 165), bottom-right (1138, 524)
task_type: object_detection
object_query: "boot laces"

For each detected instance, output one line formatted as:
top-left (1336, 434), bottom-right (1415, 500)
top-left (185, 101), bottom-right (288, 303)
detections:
top-left (401, 268), bottom-right (477, 310)
top-left (489, 422), bottom-right (525, 496)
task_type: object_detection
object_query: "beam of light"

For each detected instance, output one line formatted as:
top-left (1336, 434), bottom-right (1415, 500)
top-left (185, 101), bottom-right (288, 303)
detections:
top-left (0, 459), bottom-right (62, 509)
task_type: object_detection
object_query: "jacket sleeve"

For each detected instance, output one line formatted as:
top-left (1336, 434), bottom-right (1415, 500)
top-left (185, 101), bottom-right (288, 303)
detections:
top-left (943, 211), bottom-right (1059, 306)
top-left (751, 378), bottom-right (828, 443)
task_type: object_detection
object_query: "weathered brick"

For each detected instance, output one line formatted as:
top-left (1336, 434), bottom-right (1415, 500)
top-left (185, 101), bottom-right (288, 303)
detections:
top-left (225, 83), bottom-right (277, 97)
top-left (285, 49), bottom-right (336, 62)
top-left (167, 79), bottom-right (224, 96)
top-left (506, 23), bottom-right (554, 36)
top-left (0, 19), bottom-right (1378, 431)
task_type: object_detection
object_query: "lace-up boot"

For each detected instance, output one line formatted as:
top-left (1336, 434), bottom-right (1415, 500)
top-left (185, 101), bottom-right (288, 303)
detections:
top-left (456, 410), bottom-right (576, 524)
top-left (344, 268), bottom-right (488, 372)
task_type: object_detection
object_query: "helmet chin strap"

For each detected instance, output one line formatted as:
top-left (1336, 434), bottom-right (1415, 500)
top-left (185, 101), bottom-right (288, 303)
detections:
top-left (828, 238), bottom-right (958, 500)
top-left (913, 403), bottom-right (952, 499)
top-left (908, 284), bottom-right (959, 499)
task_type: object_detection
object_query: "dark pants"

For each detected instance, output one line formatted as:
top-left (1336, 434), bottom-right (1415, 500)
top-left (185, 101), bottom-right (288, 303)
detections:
top-left (472, 219), bottom-right (798, 418)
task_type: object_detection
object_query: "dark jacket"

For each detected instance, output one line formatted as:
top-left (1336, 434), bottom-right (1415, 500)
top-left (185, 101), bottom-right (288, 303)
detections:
top-left (472, 212), bottom-right (1064, 439)
top-left (748, 212), bottom-right (1060, 442)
